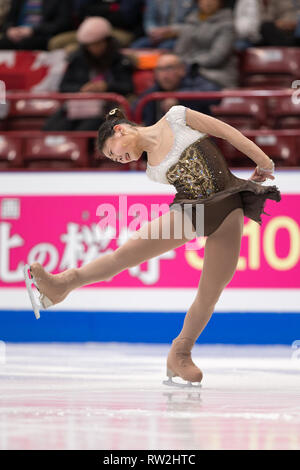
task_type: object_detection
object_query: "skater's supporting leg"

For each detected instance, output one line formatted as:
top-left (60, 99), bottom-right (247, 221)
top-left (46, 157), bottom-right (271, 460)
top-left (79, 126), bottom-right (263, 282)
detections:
top-left (177, 207), bottom-right (244, 343)
top-left (165, 207), bottom-right (244, 384)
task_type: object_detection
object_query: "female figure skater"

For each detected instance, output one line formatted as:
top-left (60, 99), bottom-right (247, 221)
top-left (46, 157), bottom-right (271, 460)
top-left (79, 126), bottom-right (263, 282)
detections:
top-left (24, 105), bottom-right (281, 387)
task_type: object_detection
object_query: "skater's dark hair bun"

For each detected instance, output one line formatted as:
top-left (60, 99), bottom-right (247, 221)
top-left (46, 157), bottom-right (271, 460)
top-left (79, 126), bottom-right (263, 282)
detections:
top-left (97, 107), bottom-right (137, 153)
top-left (105, 107), bottom-right (126, 121)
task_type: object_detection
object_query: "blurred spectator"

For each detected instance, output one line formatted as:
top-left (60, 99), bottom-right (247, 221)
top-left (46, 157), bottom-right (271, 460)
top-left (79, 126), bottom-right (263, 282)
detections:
top-left (44, 17), bottom-right (134, 131)
top-left (234, 0), bottom-right (261, 49)
top-left (0, 0), bottom-right (11, 30)
top-left (132, 53), bottom-right (221, 126)
top-left (0, 0), bottom-right (72, 50)
top-left (174, 0), bottom-right (238, 89)
top-left (223, 0), bottom-right (236, 7)
top-left (260, 0), bottom-right (300, 46)
top-left (82, 0), bottom-right (145, 45)
top-left (130, 0), bottom-right (196, 50)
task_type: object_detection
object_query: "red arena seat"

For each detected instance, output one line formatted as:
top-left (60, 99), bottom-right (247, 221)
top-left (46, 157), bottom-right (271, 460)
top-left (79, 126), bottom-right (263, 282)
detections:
top-left (268, 96), bottom-right (300, 129)
top-left (23, 134), bottom-right (89, 169)
top-left (133, 70), bottom-right (155, 95)
top-left (217, 133), bottom-right (297, 167)
top-left (252, 134), bottom-right (297, 166)
top-left (6, 99), bottom-right (60, 130)
top-left (0, 134), bottom-right (23, 169)
top-left (211, 97), bottom-right (268, 129)
top-left (241, 48), bottom-right (300, 88)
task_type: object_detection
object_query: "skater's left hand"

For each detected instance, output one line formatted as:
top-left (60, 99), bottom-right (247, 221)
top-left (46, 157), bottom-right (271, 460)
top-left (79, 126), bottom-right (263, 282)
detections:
top-left (249, 167), bottom-right (275, 183)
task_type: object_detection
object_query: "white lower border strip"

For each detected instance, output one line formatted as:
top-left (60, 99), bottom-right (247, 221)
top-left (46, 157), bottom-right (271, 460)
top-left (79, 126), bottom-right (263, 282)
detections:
top-left (0, 170), bottom-right (296, 194)
top-left (0, 288), bottom-right (299, 313)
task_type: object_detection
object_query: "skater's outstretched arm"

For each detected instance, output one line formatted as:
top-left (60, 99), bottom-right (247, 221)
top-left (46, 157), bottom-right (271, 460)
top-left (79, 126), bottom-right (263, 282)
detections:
top-left (185, 108), bottom-right (274, 175)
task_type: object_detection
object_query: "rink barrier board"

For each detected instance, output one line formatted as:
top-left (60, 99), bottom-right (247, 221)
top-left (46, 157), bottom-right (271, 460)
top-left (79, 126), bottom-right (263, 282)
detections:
top-left (0, 310), bottom-right (300, 345)
top-left (0, 171), bottom-right (299, 344)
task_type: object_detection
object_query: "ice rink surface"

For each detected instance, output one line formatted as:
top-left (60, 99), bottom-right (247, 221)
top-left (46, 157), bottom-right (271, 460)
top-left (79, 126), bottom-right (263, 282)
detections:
top-left (0, 342), bottom-right (299, 450)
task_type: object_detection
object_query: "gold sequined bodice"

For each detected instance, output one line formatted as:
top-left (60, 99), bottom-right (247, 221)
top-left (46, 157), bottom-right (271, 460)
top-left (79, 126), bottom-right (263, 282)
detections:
top-left (166, 136), bottom-right (233, 199)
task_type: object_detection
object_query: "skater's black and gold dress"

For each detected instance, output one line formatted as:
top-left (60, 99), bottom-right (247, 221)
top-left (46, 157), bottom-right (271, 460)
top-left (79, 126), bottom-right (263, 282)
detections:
top-left (146, 105), bottom-right (281, 237)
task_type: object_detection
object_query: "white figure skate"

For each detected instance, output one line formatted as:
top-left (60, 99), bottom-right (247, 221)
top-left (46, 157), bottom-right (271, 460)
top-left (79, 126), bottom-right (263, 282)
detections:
top-left (162, 368), bottom-right (202, 389)
top-left (23, 264), bottom-right (54, 319)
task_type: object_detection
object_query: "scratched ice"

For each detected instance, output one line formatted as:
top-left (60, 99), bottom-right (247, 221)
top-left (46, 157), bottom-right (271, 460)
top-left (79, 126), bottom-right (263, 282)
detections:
top-left (0, 343), bottom-right (299, 450)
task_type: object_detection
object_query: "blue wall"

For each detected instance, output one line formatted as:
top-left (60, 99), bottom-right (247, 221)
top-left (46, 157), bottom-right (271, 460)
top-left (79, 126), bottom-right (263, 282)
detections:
top-left (0, 310), bottom-right (299, 344)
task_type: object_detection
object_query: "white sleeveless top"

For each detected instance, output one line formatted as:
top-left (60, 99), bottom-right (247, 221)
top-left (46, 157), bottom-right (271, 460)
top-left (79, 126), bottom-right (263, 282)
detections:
top-left (146, 105), bottom-right (207, 185)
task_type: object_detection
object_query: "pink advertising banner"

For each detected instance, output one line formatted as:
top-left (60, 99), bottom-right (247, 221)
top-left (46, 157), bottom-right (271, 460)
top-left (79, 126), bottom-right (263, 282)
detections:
top-left (0, 192), bottom-right (298, 289)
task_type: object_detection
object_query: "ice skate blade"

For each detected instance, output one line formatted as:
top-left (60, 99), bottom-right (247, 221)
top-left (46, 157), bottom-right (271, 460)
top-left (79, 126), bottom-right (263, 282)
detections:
top-left (24, 264), bottom-right (41, 319)
top-left (162, 377), bottom-right (202, 389)
top-left (24, 264), bottom-right (54, 319)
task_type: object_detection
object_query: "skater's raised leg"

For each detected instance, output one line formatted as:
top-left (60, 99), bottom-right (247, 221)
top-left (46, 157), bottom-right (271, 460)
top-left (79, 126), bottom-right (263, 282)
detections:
top-left (29, 208), bottom-right (195, 306)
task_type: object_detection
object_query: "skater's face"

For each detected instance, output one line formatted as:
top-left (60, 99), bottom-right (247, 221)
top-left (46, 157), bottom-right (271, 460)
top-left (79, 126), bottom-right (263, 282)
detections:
top-left (102, 124), bottom-right (142, 163)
